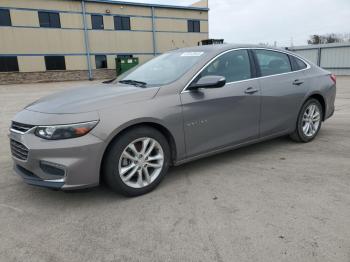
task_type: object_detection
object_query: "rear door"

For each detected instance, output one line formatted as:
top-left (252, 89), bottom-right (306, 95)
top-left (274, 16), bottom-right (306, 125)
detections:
top-left (253, 49), bottom-right (306, 137)
top-left (180, 49), bottom-right (261, 157)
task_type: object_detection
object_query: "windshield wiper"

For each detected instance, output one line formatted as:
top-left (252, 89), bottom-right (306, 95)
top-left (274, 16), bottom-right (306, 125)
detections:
top-left (102, 78), bottom-right (116, 84)
top-left (119, 79), bottom-right (147, 87)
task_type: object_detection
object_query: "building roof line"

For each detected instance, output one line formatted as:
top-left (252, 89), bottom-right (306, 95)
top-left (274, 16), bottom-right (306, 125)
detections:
top-left (81, 0), bottom-right (209, 11)
top-left (289, 42), bottom-right (350, 50)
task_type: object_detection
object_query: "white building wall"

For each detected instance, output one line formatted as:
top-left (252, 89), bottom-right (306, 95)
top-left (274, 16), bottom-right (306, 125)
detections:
top-left (290, 43), bottom-right (350, 75)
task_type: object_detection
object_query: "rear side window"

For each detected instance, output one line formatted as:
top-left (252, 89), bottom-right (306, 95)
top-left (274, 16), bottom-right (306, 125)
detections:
top-left (290, 55), bottom-right (307, 71)
top-left (198, 49), bottom-right (251, 83)
top-left (254, 50), bottom-right (291, 76)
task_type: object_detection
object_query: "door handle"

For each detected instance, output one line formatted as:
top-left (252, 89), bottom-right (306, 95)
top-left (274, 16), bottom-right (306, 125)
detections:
top-left (293, 79), bottom-right (304, 86)
top-left (244, 87), bottom-right (259, 94)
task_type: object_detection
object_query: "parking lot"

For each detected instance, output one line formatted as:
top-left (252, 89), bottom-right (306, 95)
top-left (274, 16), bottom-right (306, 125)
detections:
top-left (0, 77), bottom-right (349, 262)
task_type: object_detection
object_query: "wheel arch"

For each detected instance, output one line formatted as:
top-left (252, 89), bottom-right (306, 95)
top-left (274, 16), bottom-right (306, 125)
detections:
top-left (99, 120), bottom-right (178, 180)
top-left (306, 93), bottom-right (326, 121)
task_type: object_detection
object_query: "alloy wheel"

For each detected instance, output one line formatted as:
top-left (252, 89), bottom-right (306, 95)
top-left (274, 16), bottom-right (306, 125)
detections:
top-left (302, 104), bottom-right (321, 137)
top-left (118, 137), bottom-right (164, 189)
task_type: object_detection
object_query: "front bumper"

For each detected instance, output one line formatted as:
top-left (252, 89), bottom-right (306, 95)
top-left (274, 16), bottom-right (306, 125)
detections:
top-left (14, 164), bottom-right (65, 189)
top-left (9, 129), bottom-right (106, 190)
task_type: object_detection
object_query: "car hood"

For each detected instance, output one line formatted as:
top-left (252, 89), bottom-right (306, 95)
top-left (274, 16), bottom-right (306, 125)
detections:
top-left (25, 83), bottom-right (160, 114)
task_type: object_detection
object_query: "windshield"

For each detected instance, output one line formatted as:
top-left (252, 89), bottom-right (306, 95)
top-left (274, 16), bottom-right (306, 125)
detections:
top-left (118, 51), bottom-right (206, 86)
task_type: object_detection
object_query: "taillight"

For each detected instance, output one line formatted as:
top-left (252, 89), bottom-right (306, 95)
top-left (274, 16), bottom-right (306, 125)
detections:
top-left (330, 74), bottom-right (336, 85)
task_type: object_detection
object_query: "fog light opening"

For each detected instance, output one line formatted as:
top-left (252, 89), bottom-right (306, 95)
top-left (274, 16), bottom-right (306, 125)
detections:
top-left (40, 161), bottom-right (66, 178)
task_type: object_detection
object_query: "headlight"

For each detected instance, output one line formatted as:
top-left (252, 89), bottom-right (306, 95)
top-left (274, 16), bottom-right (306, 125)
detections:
top-left (35, 121), bottom-right (98, 140)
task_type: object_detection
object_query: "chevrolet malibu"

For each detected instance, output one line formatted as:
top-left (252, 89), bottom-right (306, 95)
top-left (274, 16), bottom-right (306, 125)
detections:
top-left (9, 44), bottom-right (336, 196)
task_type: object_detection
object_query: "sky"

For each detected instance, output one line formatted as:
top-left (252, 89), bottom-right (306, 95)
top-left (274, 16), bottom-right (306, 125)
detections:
top-left (115, 0), bottom-right (350, 47)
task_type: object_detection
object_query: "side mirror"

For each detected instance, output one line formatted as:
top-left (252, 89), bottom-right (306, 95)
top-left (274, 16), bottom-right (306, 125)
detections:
top-left (188, 75), bottom-right (226, 90)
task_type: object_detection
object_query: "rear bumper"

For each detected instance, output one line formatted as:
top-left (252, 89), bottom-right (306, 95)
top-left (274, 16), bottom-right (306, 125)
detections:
top-left (325, 105), bottom-right (335, 120)
top-left (324, 83), bottom-right (336, 121)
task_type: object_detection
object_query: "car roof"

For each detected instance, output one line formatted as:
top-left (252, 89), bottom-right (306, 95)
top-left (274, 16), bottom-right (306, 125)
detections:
top-left (171, 44), bottom-right (288, 55)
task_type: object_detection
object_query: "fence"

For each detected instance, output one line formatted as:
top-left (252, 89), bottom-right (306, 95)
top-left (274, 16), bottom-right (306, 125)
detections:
top-left (288, 43), bottom-right (350, 75)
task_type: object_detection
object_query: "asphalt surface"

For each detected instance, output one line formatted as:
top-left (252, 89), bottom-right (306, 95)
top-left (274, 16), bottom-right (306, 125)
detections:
top-left (0, 78), bottom-right (349, 262)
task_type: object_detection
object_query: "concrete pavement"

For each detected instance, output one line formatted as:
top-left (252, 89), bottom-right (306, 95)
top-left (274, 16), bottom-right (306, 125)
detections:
top-left (0, 78), bottom-right (349, 262)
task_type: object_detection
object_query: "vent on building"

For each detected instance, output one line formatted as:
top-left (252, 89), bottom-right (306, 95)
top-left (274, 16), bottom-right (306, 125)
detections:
top-left (199, 39), bottom-right (224, 46)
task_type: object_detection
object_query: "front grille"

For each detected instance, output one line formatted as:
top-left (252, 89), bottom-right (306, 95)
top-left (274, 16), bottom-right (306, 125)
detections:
top-left (11, 121), bottom-right (35, 133)
top-left (10, 139), bottom-right (29, 160)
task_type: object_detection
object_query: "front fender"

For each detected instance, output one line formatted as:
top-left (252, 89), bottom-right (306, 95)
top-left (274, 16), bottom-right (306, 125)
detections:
top-left (91, 94), bottom-right (186, 163)
top-left (99, 117), bottom-right (173, 145)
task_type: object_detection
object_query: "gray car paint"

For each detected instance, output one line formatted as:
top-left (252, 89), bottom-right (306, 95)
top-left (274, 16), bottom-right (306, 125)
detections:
top-left (9, 44), bottom-right (336, 189)
top-left (26, 83), bottom-right (160, 114)
top-left (181, 78), bottom-right (261, 157)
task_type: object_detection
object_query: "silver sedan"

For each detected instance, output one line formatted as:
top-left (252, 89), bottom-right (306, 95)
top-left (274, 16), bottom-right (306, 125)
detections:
top-left (9, 44), bottom-right (336, 196)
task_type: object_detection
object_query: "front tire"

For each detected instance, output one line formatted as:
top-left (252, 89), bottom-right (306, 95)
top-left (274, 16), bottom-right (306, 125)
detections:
top-left (290, 98), bottom-right (323, 143)
top-left (103, 126), bottom-right (170, 197)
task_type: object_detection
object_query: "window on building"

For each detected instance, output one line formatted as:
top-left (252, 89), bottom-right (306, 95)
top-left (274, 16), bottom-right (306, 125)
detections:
top-left (254, 50), bottom-right (292, 76)
top-left (38, 11), bottom-right (61, 28)
top-left (0, 56), bottom-right (19, 72)
top-left (0, 9), bottom-right (11, 26)
top-left (197, 50), bottom-right (252, 83)
top-left (95, 55), bottom-right (107, 69)
top-left (91, 15), bottom-right (104, 30)
top-left (114, 16), bottom-right (131, 30)
top-left (45, 56), bottom-right (66, 70)
top-left (188, 20), bottom-right (200, 32)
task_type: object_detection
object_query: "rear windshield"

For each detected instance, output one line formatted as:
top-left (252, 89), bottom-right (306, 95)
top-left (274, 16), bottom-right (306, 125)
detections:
top-left (117, 51), bottom-right (206, 86)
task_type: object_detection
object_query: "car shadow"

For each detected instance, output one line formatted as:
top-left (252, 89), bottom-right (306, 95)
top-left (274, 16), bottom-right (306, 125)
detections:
top-left (21, 136), bottom-right (294, 205)
top-left (164, 136), bottom-right (294, 184)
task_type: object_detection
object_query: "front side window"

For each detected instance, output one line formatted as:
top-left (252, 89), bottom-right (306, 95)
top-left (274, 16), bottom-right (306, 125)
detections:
top-left (188, 20), bottom-right (200, 32)
top-left (0, 56), bottom-right (19, 72)
top-left (0, 9), bottom-right (11, 26)
top-left (197, 50), bottom-right (252, 83)
top-left (254, 50), bottom-right (291, 76)
top-left (118, 51), bottom-right (206, 86)
top-left (45, 56), bottom-right (66, 70)
top-left (91, 15), bottom-right (104, 30)
top-left (114, 16), bottom-right (130, 30)
top-left (95, 55), bottom-right (107, 69)
top-left (38, 11), bottom-right (61, 28)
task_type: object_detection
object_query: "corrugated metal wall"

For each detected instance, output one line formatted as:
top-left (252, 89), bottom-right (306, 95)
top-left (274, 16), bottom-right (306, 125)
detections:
top-left (289, 43), bottom-right (350, 75)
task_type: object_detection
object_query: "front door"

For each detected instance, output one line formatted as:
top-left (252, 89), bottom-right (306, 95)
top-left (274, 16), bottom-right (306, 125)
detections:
top-left (180, 49), bottom-right (261, 158)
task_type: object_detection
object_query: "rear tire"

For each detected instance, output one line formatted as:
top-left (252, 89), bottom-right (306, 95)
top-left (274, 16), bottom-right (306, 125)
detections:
top-left (290, 98), bottom-right (323, 143)
top-left (103, 126), bottom-right (170, 197)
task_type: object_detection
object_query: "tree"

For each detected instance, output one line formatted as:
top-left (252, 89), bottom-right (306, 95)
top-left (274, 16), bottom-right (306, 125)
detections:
top-left (307, 33), bottom-right (349, 45)
top-left (326, 34), bottom-right (338, 43)
top-left (308, 35), bottom-right (322, 45)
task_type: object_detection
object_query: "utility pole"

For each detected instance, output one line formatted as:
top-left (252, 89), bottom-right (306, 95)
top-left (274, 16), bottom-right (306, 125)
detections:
top-left (81, 0), bottom-right (93, 80)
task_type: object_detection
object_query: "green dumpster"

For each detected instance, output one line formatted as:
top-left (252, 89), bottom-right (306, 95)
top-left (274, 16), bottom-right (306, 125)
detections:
top-left (116, 57), bottom-right (139, 75)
